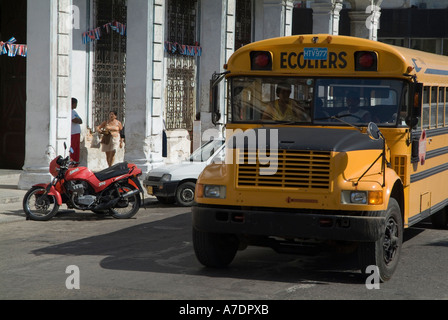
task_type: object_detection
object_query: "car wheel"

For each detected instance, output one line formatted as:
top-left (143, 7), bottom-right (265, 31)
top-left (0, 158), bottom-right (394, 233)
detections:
top-left (176, 182), bottom-right (196, 207)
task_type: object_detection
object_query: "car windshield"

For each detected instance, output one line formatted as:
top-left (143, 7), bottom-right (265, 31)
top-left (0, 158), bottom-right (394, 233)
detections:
top-left (189, 139), bottom-right (224, 162)
top-left (229, 77), bottom-right (408, 127)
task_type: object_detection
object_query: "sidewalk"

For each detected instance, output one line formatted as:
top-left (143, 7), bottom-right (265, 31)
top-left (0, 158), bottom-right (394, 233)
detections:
top-left (0, 170), bottom-right (27, 224)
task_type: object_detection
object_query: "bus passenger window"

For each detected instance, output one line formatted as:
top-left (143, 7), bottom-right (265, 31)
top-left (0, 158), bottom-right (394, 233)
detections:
top-left (422, 86), bottom-right (430, 129)
top-left (439, 87), bottom-right (445, 127)
top-left (431, 87), bottom-right (437, 128)
top-left (444, 88), bottom-right (448, 127)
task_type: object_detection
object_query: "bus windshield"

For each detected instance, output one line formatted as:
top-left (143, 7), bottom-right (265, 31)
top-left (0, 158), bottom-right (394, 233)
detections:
top-left (229, 77), bottom-right (408, 127)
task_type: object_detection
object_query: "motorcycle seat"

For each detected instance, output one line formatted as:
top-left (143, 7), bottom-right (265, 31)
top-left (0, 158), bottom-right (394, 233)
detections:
top-left (95, 162), bottom-right (130, 182)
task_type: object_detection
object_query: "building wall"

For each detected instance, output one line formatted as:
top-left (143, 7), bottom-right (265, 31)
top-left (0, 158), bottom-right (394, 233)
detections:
top-left (20, 0), bottom-right (73, 189)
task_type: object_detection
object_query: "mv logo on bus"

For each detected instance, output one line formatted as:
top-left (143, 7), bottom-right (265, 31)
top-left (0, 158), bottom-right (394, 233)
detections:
top-left (226, 129), bottom-right (279, 176)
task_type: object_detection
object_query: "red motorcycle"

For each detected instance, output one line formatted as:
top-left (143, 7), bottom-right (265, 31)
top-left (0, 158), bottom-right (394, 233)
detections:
top-left (23, 150), bottom-right (144, 221)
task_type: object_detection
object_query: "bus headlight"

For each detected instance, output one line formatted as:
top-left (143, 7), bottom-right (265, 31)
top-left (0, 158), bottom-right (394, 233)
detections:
top-left (341, 190), bottom-right (383, 205)
top-left (351, 191), bottom-right (367, 204)
top-left (203, 185), bottom-right (226, 199)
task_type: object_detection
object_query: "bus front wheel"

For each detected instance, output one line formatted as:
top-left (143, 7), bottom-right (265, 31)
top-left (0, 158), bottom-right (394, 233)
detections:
top-left (192, 227), bottom-right (239, 268)
top-left (358, 198), bottom-right (403, 282)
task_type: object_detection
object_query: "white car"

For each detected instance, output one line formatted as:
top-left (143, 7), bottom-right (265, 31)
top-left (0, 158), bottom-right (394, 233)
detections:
top-left (143, 139), bottom-right (225, 206)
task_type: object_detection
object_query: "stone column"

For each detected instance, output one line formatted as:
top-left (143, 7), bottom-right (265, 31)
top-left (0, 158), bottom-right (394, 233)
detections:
top-left (348, 10), bottom-right (370, 39)
top-left (330, 0), bottom-right (344, 35)
top-left (125, 0), bottom-right (165, 173)
top-left (20, 0), bottom-right (72, 189)
top-left (349, 0), bottom-right (382, 40)
top-left (198, 0), bottom-right (234, 146)
top-left (310, 0), bottom-right (333, 34)
top-left (367, 2), bottom-right (381, 41)
top-left (254, 0), bottom-right (294, 41)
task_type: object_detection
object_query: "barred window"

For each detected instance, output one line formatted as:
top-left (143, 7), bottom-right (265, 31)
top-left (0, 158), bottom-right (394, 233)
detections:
top-left (165, 0), bottom-right (198, 132)
top-left (235, 0), bottom-right (252, 49)
top-left (92, 0), bottom-right (127, 128)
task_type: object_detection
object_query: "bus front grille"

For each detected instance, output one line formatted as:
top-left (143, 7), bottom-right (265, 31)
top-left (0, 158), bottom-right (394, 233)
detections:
top-left (237, 150), bottom-right (331, 190)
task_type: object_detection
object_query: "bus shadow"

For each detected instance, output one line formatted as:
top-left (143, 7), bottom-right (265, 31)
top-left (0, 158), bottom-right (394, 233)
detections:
top-left (30, 212), bottom-right (372, 285)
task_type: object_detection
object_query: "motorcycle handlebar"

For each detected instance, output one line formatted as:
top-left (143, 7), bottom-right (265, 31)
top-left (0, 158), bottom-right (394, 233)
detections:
top-left (56, 156), bottom-right (76, 167)
top-left (56, 156), bottom-right (65, 166)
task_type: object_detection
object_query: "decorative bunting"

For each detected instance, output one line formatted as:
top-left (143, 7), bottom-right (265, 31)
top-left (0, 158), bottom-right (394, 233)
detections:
top-left (0, 37), bottom-right (27, 58)
top-left (164, 41), bottom-right (202, 57)
top-left (82, 21), bottom-right (127, 44)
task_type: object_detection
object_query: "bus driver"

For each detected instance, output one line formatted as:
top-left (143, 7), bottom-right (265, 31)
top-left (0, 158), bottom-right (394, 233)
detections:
top-left (262, 82), bottom-right (310, 122)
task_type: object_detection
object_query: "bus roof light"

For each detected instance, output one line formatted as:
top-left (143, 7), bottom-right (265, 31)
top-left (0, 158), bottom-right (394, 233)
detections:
top-left (250, 51), bottom-right (272, 70)
top-left (355, 51), bottom-right (378, 71)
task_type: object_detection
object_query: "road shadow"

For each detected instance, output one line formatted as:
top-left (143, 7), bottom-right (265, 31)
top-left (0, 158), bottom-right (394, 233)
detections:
top-left (31, 211), bottom-right (373, 285)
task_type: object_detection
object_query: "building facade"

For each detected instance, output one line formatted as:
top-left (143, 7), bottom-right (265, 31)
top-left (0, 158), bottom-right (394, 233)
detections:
top-left (0, 0), bottom-right (446, 189)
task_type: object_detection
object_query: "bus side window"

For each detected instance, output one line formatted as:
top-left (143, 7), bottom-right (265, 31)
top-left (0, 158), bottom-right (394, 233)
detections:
top-left (440, 87), bottom-right (446, 127)
top-left (422, 86), bottom-right (430, 129)
top-left (431, 86), bottom-right (437, 128)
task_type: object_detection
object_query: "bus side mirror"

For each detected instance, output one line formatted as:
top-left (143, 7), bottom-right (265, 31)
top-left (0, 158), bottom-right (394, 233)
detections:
top-left (210, 78), bottom-right (221, 125)
top-left (367, 122), bottom-right (381, 140)
top-left (210, 71), bottom-right (229, 125)
top-left (409, 82), bottom-right (423, 129)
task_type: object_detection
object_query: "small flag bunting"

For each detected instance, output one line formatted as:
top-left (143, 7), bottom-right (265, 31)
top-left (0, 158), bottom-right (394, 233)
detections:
top-left (0, 36), bottom-right (27, 57)
top-left (82, 20), bottom-right (127, 44)
top-left (164, 41), bottom-right (202, 57)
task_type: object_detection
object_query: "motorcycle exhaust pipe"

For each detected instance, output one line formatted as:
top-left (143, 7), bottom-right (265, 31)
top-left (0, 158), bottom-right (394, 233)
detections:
top-left (121, 189), bottom-right (140, 199)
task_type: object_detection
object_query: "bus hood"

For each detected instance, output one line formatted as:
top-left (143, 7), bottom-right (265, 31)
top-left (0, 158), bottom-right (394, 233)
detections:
top-left (228, 127), bottom-right (384, 152)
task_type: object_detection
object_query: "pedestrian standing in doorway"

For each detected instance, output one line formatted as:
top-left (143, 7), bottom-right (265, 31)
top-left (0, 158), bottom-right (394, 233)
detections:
top-left (97, 111), bottom-right (123, 167)
top-left (71, 98), bottom-right (83, 162)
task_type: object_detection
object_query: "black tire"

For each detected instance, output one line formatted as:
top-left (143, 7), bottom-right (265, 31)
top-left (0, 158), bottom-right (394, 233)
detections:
top-left (156, 196), bottom-right (176, 205)
top-left (192, 227), bottom-right (239, 268)
top-left (109, 183), bottom-right (141, 219)
top-left (430, 208), bottom-right (448, 229)
top-left (175, 182), bottom-right (196, 207)
top-left (358, 198), bottom-right (402, 282)
top-left (23, 186), bottom-right (59, 221)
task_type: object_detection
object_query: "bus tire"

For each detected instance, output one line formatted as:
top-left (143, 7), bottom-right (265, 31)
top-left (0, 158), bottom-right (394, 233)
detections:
top-left (358, 198), bottom-right (402, 282)
top-left (192, 227), bottom-right (239, 268)
top-left (430, 208), bottom-right (448, 229)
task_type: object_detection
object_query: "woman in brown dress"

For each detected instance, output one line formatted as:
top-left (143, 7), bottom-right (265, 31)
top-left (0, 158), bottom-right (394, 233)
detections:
top-left (97, 111), bottom-right (123, 167)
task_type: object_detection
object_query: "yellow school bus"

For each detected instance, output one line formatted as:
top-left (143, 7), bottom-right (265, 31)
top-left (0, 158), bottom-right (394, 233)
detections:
top-left (192, 34), bottom-right (448, 281)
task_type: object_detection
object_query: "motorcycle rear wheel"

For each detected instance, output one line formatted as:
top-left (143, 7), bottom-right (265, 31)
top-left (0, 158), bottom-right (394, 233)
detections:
top-left (23, 186), bottom-right (59, 221)
top-left (109, 183), bottom-right (141, 219)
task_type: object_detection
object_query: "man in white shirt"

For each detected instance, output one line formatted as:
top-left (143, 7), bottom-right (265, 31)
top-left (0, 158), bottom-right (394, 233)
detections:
top-left (71, 98), bottom-right (82, 162)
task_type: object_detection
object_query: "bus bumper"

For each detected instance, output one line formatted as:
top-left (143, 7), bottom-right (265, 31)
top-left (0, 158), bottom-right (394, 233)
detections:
top-left (192, 205), bottom-right (385, 242)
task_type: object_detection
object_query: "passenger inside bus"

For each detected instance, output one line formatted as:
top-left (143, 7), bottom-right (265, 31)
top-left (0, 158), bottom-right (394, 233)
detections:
top-left (337, 91), bottom-right (371, 123)
top-left (262, 82), bottom-right (311, 122)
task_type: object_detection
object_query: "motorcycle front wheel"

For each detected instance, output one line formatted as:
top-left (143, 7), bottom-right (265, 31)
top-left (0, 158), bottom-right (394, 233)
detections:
top-left (23, 186), bottom-right (59, 221)
top-left (109, 183), bottom-right (141, 219)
